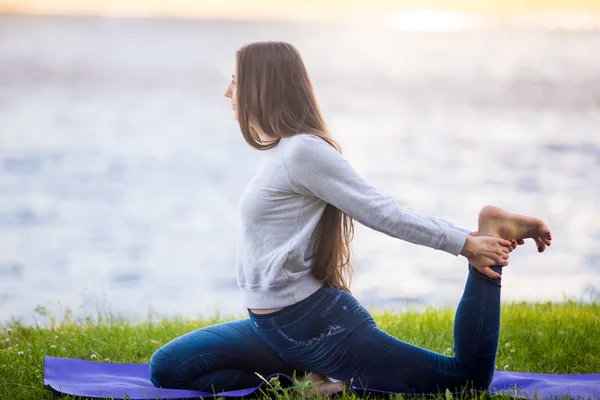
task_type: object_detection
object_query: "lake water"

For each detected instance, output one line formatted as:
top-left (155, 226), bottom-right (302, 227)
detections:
top-left (1, 14), bottom-right (599, 325)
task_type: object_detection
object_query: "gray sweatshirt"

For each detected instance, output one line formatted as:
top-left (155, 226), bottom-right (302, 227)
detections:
top-left (237, 134), bottom-right (469, 309)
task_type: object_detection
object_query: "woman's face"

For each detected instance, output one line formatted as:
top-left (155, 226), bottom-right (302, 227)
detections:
top-left (224, 73), bottom-right (237, 120)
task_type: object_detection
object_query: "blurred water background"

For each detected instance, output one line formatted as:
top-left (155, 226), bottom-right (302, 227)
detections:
top-left (1, 2), bottom-right (599, 325)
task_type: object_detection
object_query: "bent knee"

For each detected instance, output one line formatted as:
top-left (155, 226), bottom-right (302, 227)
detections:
top-left (455, 362), bottom-right (494, 391)
top-left (149, 349), bottom-right (179, 389)
top-left (469, 372), bottom-right (493, 391)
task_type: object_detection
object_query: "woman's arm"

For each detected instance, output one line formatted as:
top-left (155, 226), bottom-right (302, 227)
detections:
top-left (281, 135), bottom-right (468, 256)
top-left (281, 135), bottom-right (510, 275)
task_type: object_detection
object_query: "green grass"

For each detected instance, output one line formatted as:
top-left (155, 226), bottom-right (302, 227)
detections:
top-left (1, 301), bottom-right (599, 400)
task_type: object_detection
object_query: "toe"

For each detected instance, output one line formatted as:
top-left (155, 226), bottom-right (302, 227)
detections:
top-left (541, 227), bottom-right (552, 246)
top-left (535, 237), bottom-right (547, 253)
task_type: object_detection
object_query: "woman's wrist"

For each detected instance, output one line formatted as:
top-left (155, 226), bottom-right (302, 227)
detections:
top-left (460, 235), bottom-right (475, 259)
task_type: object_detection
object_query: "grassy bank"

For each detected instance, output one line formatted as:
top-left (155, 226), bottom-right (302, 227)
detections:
top-left (0, 301), bottom-right (599, 400)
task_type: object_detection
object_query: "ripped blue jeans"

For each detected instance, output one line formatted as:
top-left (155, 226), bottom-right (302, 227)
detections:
top-left (149, 265), bottom-right (502, 395)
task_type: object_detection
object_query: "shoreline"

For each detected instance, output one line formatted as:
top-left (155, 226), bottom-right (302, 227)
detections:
top-left (1, 9), bottom-right (600, 32)
top-left (1, 299), bottom-right (597, 329)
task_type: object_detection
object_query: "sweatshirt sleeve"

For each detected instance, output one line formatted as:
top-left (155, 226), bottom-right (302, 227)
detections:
top-left (280, 135), bottom-right (468, 256)
top-left (440, 220), bottom-right (472, 236)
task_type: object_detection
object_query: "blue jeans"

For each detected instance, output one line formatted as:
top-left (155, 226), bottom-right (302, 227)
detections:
top-left (149, 265), bottom-right (502, 394)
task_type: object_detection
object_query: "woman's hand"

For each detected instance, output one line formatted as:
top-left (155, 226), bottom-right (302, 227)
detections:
top-left (470, 231), bottom-right (524, 252)
top-left (460, 235), bottom-right (512, 280)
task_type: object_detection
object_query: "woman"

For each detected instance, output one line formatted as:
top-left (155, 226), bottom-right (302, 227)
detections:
top-left (149, 42), bottom-right (552, 396)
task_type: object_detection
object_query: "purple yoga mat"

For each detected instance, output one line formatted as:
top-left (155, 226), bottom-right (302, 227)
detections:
top-left (44, 356), bottom-right (600, 399)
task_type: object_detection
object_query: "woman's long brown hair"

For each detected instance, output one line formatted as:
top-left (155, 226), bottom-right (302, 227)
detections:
top-left (236, 41), bottom-right (355, 292)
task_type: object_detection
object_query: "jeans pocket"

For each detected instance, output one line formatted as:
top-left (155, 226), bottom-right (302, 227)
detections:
top-left (277, 315), bottom-right (346, 347)
top-left (273, 290), bottom-right (366, 348)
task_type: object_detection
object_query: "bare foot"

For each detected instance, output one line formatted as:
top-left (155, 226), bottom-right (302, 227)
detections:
top-left (478, 206), bottom-right (552, 253)
top-left (296, 372), bottom-right (347, 398)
